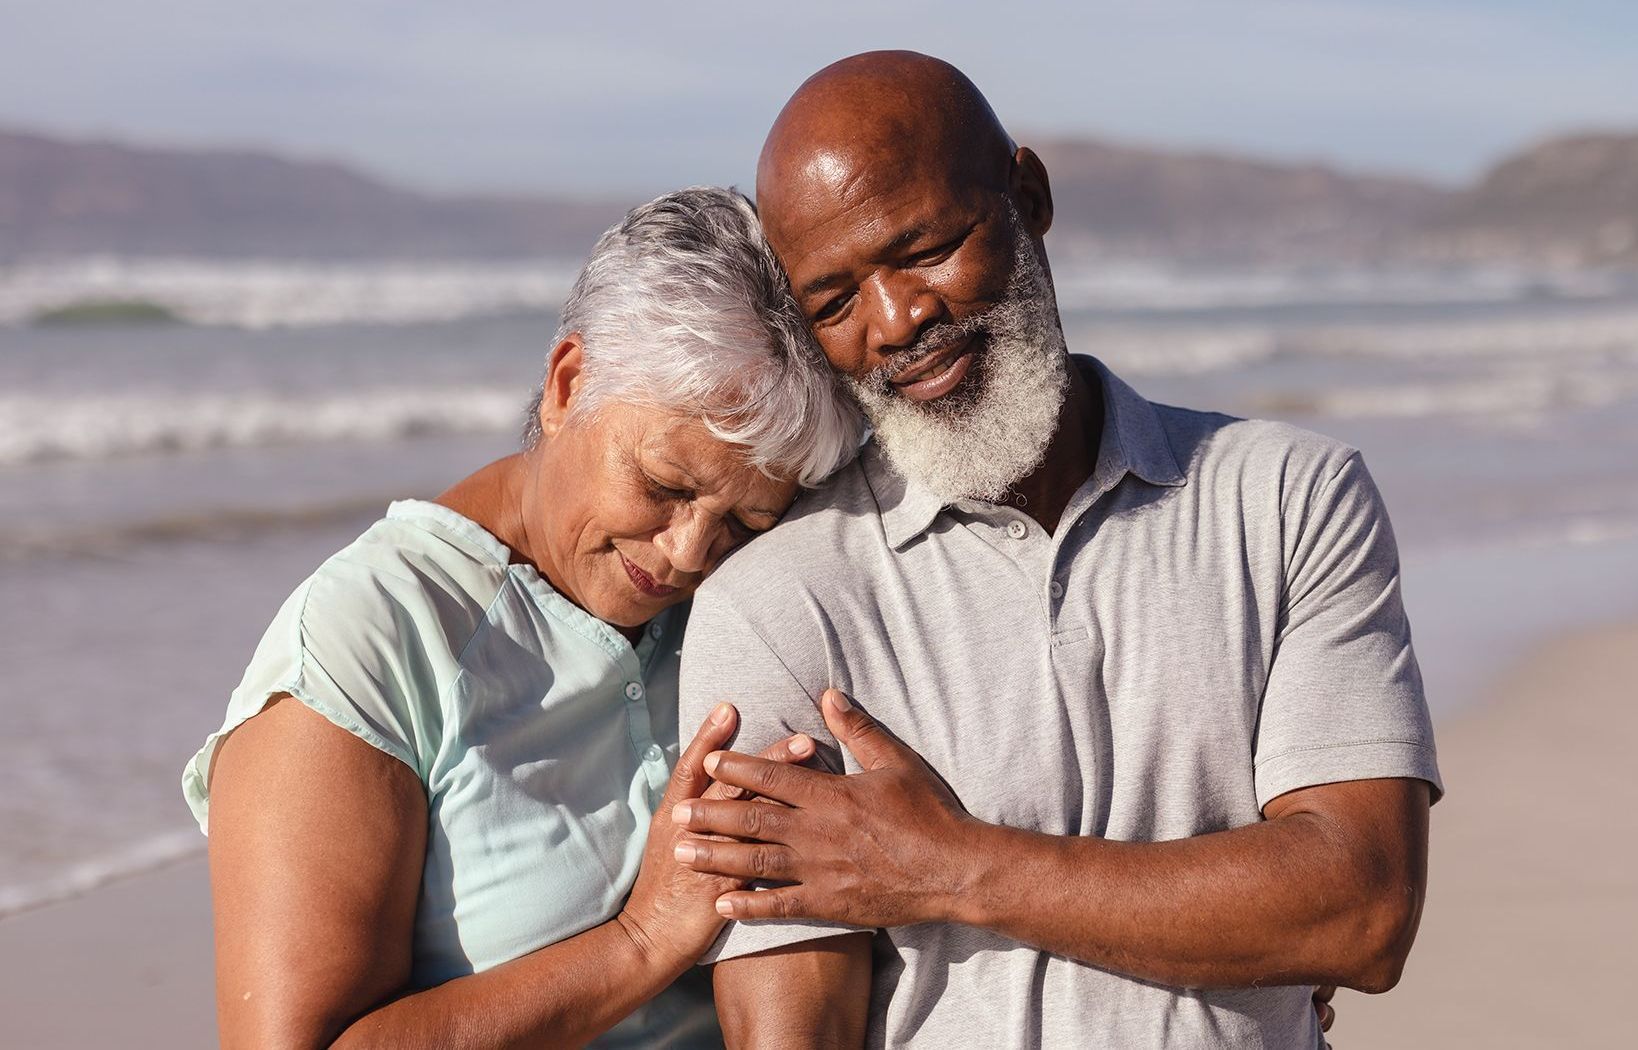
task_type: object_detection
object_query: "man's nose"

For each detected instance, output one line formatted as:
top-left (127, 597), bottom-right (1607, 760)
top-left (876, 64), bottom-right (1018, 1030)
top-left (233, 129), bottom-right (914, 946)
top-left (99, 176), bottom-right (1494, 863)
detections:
top-left (862, 272), bottom-right (939, 357)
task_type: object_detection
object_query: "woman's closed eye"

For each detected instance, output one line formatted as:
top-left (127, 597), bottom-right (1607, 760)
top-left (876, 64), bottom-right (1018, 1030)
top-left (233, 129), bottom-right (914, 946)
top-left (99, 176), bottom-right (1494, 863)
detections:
top-left (644, 476), bottom-right (694, 503)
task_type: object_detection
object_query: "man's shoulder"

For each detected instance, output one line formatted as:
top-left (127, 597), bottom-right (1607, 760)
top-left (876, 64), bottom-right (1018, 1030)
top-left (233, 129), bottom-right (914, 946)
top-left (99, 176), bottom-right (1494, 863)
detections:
top-left (1154, 402), bottom-right (1360, 496)
top-left (697, 456), bottom-right (884, 610)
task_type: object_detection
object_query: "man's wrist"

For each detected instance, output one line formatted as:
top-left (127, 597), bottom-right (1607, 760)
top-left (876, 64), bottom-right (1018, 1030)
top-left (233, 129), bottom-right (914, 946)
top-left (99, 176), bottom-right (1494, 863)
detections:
top-left (934, 816), bottom-right (1005, 927)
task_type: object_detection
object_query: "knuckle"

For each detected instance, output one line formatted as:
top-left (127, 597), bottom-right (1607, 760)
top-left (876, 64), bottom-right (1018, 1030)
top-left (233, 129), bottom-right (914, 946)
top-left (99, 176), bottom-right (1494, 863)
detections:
top-left (750, 760), bottom-right (782, 792)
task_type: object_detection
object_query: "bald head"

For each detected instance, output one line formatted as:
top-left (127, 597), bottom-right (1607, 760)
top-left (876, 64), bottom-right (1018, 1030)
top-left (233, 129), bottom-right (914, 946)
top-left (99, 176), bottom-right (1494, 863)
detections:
top-left (756, 51), bottom-right (1018, 249)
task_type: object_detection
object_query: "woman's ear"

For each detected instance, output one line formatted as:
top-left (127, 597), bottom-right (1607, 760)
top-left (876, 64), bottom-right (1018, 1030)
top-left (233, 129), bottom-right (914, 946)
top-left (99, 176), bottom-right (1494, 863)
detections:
top-left (539, 334), bottom-right (586, 440)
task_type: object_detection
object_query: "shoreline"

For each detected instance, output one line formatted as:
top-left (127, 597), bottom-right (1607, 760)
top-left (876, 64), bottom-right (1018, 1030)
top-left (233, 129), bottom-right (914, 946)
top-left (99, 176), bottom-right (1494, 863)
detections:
top-left (2, 618), bottom-right (1632, 1047)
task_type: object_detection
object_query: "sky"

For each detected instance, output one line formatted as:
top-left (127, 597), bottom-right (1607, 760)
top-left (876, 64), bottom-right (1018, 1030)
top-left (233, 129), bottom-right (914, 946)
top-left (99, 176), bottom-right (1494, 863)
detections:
top-left (2, 0), bottom-right (1636, 198)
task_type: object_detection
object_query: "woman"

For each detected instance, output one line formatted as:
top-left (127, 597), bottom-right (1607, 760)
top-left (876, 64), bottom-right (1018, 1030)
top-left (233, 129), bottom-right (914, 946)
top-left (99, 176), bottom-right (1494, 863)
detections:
top-left (182, 187), bottom-right (864, 1048)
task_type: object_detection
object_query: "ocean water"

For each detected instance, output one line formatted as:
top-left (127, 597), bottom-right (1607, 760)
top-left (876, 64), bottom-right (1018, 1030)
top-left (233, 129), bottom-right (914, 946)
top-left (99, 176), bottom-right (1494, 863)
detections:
top-left (3, 258), bottom-right (1638, 918)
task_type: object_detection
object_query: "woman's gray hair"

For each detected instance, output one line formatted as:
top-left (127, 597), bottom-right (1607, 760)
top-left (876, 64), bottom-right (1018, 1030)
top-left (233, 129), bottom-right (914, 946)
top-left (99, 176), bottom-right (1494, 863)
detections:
top-left (522, 186), bottom-right (863, 488)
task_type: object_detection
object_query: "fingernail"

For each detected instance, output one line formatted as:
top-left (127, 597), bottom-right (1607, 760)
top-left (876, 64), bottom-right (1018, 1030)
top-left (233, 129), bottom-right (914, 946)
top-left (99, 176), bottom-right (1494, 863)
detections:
top-left (789, 734), bottom-right (813, 757)
top-left (674, 841), bottom-right (698, 863)
top-left (671, 801), bottom-right (693, 825)
top-left (704, 752), bottom-right (720, 776)
top-left (826, 688), bottom-right (853, 712)
top-left (715, 897), bottom-right (735, 917)
top-left (710, 702), bottom-right (733, 726)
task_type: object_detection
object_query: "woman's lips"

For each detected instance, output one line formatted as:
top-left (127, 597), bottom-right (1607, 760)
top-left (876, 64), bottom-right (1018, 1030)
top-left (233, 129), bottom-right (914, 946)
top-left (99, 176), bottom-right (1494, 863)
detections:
top-left (619, 552), bottom-right (678, 598)
top-left (891, 340), bottom-right (977, 402)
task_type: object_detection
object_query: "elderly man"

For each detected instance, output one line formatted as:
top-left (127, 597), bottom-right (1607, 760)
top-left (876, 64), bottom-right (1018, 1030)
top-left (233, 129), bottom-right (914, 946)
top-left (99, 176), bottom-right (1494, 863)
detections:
top-left (673, 52), bottom-right (1440, 1048)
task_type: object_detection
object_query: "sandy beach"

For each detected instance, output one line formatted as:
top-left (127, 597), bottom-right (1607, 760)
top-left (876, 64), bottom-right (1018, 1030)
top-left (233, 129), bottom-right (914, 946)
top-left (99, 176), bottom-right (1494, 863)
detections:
top-left (1333, 621), bottom-right (1637, 1048)
top-left (1, 622), bottom-right (1632, 1048)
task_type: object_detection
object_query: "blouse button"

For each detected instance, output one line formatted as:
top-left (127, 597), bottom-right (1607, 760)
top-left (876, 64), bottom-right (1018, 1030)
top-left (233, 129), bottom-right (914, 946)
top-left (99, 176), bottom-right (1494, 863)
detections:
top-left (642, 743), bottom-right (664, 763)
top-left (649, 622), bottom-right (664, 639)
top-left (624, 682), bottom-right (645, 701)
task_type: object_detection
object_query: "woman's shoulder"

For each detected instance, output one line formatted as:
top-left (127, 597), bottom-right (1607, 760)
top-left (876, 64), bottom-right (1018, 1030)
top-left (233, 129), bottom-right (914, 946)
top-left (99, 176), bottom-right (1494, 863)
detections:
top-left (307, 500), bottom-right (513, 638)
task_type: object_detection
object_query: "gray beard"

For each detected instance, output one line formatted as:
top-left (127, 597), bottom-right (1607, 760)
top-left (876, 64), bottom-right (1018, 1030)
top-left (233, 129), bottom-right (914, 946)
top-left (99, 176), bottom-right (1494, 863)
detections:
top-left (845, 217), bottom-right (1070, 504)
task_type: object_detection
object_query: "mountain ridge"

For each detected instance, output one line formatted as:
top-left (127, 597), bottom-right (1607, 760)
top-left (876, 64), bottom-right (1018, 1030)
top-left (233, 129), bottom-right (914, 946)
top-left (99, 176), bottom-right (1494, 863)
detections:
top-left (3, 126), bottom-right (1635, 266)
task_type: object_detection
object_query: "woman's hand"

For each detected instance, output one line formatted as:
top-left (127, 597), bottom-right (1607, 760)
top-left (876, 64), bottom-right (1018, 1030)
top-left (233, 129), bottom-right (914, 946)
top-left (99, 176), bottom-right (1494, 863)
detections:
top-left (671, 689), bottom-right (975, 929)
top-left (617, 702), bottom-right (814, 970)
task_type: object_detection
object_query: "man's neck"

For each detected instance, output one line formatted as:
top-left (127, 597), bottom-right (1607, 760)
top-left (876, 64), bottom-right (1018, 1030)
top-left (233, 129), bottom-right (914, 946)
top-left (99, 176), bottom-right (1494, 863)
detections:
top-left (1005, 361), bottom-right (1102, 535)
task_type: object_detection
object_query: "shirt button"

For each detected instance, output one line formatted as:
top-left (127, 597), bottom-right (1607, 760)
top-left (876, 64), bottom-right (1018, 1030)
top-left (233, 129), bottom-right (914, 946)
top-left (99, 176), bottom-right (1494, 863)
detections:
top-left (642, 743), bottom-right (664, 763)
top-left (1006, 520), bottom-right (1028, 540)
top-left (1049, 579), bottom-right (1065, 599)
top-left (649, 622), bottom-right (664, 639)
top-left (624, 681), bottom-right (645, 701)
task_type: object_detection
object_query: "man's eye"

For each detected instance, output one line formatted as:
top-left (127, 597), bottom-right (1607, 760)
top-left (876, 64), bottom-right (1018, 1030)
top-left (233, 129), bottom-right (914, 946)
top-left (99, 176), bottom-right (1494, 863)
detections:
top-left (810, 293), bottom-right (851, 324)
top-left (909, 237), bottom-right (963, 266)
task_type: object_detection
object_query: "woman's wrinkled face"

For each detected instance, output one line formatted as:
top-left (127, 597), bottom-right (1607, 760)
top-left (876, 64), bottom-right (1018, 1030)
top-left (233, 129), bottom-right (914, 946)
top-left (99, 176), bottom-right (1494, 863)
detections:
top-left (529, 400), bottom-right (797, 628)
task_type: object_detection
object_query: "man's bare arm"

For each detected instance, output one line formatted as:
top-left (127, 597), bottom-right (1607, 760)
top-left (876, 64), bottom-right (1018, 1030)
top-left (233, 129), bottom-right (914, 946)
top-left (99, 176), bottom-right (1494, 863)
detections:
top-left (672, 691), bottom-right (1430, 994)
top-left (711, 933), bottom-right (873, 1050)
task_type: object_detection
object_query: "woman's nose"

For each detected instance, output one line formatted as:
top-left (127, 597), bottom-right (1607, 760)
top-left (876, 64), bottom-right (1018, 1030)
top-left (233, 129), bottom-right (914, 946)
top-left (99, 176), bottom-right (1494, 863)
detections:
top-left (654, 510), bottom-right (714, 575)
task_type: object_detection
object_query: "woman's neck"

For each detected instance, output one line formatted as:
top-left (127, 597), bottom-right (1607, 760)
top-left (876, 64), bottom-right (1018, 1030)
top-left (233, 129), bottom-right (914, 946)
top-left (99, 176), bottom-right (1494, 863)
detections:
top-left (435, 453), bottom-right (535, 566)
top-left (435, 453), bottom-right (647, 646)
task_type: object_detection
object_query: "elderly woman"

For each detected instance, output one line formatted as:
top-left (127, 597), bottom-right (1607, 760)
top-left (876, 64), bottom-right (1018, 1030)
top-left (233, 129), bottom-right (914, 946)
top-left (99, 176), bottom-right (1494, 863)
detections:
top-left (181, 188), bottom-right (863, 1048)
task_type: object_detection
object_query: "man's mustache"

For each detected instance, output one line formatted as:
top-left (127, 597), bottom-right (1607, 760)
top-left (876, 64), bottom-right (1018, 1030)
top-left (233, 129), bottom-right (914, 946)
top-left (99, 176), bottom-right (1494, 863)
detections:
top-left (858, 312), bottom-right (992, 393)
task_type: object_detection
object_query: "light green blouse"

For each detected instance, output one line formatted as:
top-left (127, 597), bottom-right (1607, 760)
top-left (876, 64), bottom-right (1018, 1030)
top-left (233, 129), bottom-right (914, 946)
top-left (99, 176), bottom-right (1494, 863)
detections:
top-left (182, 499), bottom-right (719, 1048)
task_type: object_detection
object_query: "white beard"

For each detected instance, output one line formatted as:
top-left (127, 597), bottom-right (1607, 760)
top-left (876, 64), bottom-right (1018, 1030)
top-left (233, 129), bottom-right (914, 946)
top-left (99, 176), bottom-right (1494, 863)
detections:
top-left (845, 214), bottom-right (1070, 504)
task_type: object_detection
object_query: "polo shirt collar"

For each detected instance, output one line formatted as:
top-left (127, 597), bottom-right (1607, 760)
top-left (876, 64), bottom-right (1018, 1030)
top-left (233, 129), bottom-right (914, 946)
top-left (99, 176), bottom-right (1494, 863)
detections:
top-left (865, 355), bottom-right (1184, 549)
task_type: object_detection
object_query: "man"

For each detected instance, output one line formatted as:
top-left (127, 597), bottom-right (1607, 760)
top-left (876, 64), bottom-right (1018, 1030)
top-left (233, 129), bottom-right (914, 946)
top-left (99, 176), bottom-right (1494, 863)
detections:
top-left (674, 51), bottom-right (1440, 1048)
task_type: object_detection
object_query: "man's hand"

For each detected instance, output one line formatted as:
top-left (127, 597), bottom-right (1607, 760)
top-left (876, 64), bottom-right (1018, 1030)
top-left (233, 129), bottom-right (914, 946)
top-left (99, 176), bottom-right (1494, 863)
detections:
top-left (673, 689), bottom-right (1429, 994)
top-left (671, 688), bottom-right (973, 926)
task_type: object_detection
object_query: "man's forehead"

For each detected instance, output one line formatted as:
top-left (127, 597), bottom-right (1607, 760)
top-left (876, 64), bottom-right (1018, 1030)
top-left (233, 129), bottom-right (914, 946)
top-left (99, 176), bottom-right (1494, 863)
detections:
top-left (761, 139), bottom-right (980, 258)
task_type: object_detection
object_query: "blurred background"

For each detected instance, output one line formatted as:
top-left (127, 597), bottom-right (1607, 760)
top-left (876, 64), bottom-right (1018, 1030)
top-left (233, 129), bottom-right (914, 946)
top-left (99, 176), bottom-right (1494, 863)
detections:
top-left (1, 2), bottom-right (1634, 1046)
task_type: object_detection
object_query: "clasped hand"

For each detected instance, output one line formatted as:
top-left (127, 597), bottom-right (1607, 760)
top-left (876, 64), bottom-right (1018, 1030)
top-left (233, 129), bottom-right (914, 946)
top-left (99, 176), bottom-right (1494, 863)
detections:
top-left (671, 689), bottom-right (976, 928)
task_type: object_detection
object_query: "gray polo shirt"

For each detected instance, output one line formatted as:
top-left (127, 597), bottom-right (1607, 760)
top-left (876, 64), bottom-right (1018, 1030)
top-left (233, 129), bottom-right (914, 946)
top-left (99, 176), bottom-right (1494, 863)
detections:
top-left (678, 355), bottom-right (1441, 1049)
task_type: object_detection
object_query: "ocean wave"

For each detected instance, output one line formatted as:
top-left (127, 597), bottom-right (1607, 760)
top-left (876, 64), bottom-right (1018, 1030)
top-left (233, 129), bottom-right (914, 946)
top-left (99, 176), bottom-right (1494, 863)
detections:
top-left (0, 256), bottom-right (578, 329)
top-left (1050, 261), bottom-right (1636, 312)
top-left (1247, 367), bottom-right (1638, 422)
top-left (0, 828), bottom-right (203, 920)
top-left (0, 386), bottom-right (522, 466)
top-left (1079, 304), bottom-right (1638, 378)
top-left (4, 256), bottom-right (1634, 331)
top-left (0, 497), bottom-right (399, 562)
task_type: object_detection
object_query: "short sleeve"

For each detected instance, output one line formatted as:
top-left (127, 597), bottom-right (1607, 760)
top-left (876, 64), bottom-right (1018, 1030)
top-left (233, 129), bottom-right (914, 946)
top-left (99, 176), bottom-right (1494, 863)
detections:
top-left (678, 584), bottom-right (868, 963)
top-left (181, 555), bottom-right (444, 833)
top-left (1253, 452), bottom-right (1443, 809)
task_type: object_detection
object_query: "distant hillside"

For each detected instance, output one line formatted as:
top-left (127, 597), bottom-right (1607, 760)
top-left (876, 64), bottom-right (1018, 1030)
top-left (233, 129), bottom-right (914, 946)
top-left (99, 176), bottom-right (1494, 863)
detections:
top-left (0, 129), bottom-right (628, 261)
top-left (1031, 137), bottom-right (1451, 263)
top-left (4, 126), bottom-right (1638, 267)
top-left (1415, 132), bottom-right (1638, 267)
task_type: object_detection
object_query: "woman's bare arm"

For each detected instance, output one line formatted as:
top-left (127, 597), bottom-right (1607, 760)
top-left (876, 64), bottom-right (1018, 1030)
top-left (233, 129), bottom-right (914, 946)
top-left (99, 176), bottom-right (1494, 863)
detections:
top-left (210, 695), bottom-right (795, 1050)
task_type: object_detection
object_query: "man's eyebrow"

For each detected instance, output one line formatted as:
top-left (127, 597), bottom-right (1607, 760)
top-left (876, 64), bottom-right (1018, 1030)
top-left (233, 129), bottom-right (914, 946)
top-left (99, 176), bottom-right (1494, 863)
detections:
top-left (800, 270), bottom-right (851, 300)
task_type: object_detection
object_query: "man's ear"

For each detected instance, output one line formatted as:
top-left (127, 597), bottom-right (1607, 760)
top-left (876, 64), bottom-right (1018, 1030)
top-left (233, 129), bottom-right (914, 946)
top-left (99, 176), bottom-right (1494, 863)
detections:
top-left (539, 333), bottom-right (586, 440)
top-left (1010, 147), bottom-right (1054, 239)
